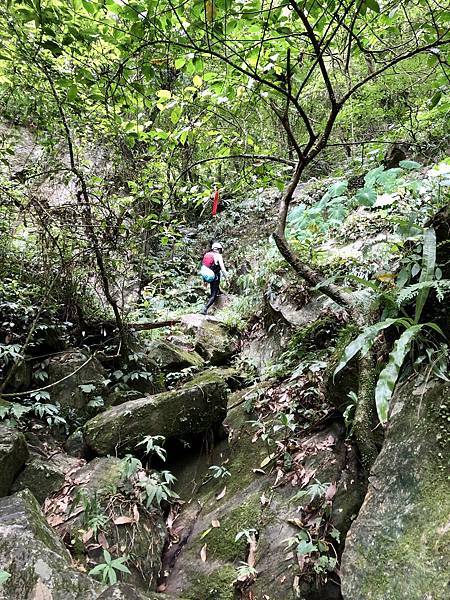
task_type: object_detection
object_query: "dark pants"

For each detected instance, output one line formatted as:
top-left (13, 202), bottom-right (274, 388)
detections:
top-left (205, 275), bottom-right (221, 312)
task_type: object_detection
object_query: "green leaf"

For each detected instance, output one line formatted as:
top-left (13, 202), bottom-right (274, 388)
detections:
top-left (175, 57), bottom-right (186, 69)
top-left (297, 540), bottom-right (317, 555)
top-left (156, 89), bottom-right (172, 99)
top-left (415, 228), bottom-right (436, 323)
top-left (399, 160), bottom-right (421, 170)
top-left (193, 75), bottom-right (203, 88)
top-left (333, 318), bottom-right (410, 378)
top-left (67, 84), bottom-right (78, 102)
top-left (79, 383), bottom-right (96, 393)
top-left (0, 570), bottom-right (10, 585)
top-left (355, 187), bottom-right (377, 207)
top-left (375, 325), bottom-right (423, 423)
top-left (364, 0), bottom-right (380, 12)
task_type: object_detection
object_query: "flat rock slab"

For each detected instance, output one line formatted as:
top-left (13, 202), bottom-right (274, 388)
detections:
top-left (0, 489), bottom-right (102, 599)
top-left (341, 375), bottom-right (450, 600)
top-left (0, 424), bottom-right (29, 497)
top-left (84, 371), bottom-right (228, 456)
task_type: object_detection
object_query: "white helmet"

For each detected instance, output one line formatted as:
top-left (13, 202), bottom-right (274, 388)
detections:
top-left (212, 242), bottom-right (223, 250)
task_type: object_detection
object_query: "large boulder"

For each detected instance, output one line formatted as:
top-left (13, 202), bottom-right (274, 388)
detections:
top-left (0, 489), bottom-right (102, 599)
top-left (145, 339), bottom-right (204, 373)
top-left (47, 350), bottom-right (107, 419)
top-left (45, 457), bottom-right (167, 592)
top-left (11, 451), bottom-right (82, 504)
top-left (0, 424), bottom-right (29, 497)
top-left (341, 375), bottom-right (450, 599)
top-left (181, 315), bottom-right (238, 365)
top-left (84, 371), bottom-right (228, 456)
top-left (163, 384), bottom-right (366, 600)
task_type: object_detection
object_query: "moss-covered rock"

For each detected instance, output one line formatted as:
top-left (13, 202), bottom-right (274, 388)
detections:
top-left (11, 451), bottom-right (82, 504)
top-left (0, 424), bottom-right (29, 497)
top-left (164, 383), bottom-right (365, 600)
top-left (97, 583), bottom-right (179, 599)
top-left (47, 350), bottom-right (107, 420)
top-left (181, 314), bottom-right (238, 365)
top-left (0, 489), bottom-right (102, 599)
top-left (341, 375), bottom-right (450, 600)
top-left (84, 371), bottom-right (228, 456)
top-left (145, 339), bottom-right (204, 372)
top-left (184, 566), bottom-right (237, 600)
top-left (46, 457), bottom-right (167, 592)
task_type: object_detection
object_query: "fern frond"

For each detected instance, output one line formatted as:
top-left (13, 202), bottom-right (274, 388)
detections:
top-left (397, 280), bottom-right (450, 306)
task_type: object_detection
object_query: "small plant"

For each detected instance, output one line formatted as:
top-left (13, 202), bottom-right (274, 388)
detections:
top-left (273, 412), bottom-right (297, 437)
top-left (89, 549), bottom-right (131, 585)
top-left (289, 480), bottom-right (331, 505)
top-left (120, 455), bottom-right (143, 480)
top-left (235, 528), bottom-right (258, 544)
top-left (136, 435), bottom-right (167, 462)
top-left (76, 491), bottom-right (109, 538)
top-left (138, 470), bottom-right (178, 508)
top-left (335, 227), bottom-right (447, 423)
top-left (234, 561), bottom-right (258, 582)
top-left (208, 465), bottom-right (231, 479)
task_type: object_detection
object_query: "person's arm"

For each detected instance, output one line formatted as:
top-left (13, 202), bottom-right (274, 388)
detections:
top-left (217, 255), bottom-right (228, 278)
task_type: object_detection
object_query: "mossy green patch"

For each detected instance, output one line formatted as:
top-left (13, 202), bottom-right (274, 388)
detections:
top-left (184, 565), bottom-right (236, 600)
top-left (198, 495), bottom-right (262, 562)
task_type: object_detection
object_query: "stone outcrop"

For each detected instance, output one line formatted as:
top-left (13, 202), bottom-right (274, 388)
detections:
top-left (47, 350), bottom-right (107, 417)
top-left (0, 424), bottom-right (29, 497)
top-left (163, 384), bottom-right (365, 600)
top-left (11, 451), bottom-right (82, 504)
top-left (181, 315), bottom-right (238, 365)
top-left (0, 489), bottom-right (102, 599)
top-left (84, 371), bottom-right (228, 456)
top-left (341, 375), bottom-right (450, 600)
top-left (145, 339), bottom-right (204, 372)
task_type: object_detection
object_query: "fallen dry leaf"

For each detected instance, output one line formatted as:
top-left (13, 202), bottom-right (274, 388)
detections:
top-left (325, 481), bottom-right (337, 502)
top-left (200, 543), bottom-right (207, 562)
top-left (216, 486), bottom-right (226, 500)
top-left (98, 532), bottom-right (109, 549)
top-left (82, 528), bottom-right (93, 544)
top-left (252, 468), bottom-right (266, 475)
top-left (211, 519), bottom-right (220, 528)
top-left (133, 504), bottom-right (140, 523)
top-left (287, 517), bottom-right (303, 529)
top-left (113, 515), bottom-right (134, 525)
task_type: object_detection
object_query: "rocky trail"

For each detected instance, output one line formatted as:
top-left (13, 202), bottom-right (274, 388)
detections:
top-left (1, 272), bottom-right (448, 600)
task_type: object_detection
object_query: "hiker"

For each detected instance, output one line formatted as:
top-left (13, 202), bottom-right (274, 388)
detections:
top-left (200, 241), bottom-right (228, 315)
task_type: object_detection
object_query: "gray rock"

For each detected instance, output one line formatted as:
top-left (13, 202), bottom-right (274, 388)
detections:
top-left (341, 375), bottom-right (450, 600)
top-left (64, 428), bottom-right (88, 457)
top-left (84, 371), bottom-right (228, 456)
top-left (0, 424), bottom-right (29, 497)
top-left (11, 452), bottom-right (82, 504)
top-left (47, 350), bottom-right (107, 418)
top-left (145, 339), bottom-right (204, 372)
top-left (96, 583), bottom-right (152, 599)
top-left (180, 314), bottom-right (238, 365)
top-left (0, 489), bottom-right (102, 599)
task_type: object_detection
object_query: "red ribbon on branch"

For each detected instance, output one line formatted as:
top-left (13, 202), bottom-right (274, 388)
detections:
top-left (212, 188), bottom-right (220, 216)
